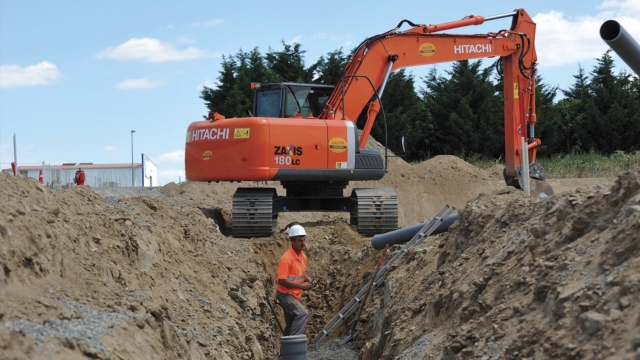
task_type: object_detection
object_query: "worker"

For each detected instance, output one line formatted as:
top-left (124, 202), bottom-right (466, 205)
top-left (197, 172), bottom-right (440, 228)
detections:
top-left (276, 224), bottom-right (313, 336)
top-left (74, 168), bottom-right (85, 186)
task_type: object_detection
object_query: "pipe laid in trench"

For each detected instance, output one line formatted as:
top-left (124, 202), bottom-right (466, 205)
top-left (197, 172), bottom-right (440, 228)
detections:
top-left (371, 213), bottom-right (459, 250)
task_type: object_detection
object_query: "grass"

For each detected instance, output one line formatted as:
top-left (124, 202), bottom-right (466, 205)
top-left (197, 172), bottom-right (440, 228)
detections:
top-left (465, 150), bottom-right (640, 179)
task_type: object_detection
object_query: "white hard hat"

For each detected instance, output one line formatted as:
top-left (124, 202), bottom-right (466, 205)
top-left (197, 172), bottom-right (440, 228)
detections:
top-left (288, 225), bottom-right (306, 237)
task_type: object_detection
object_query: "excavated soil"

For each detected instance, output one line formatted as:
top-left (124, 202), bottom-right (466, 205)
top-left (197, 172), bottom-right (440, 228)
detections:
top-left (1, 148), bottom-right (637, 360)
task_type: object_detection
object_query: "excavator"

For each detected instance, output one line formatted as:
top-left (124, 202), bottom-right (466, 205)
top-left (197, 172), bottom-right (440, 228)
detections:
top-left (185, 8), bottom-right (554, 237)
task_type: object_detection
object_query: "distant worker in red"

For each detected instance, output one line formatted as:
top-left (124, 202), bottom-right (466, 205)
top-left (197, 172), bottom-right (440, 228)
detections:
top-left (276, 224), bottom-right (313, 336)
top-left (74, 168), bottom-right (85, 186)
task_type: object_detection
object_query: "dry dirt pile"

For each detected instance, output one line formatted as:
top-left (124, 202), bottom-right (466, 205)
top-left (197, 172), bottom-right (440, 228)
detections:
top-left (0, 153), bottom-right (633, 360)
top-left (357, 166), bottom-right (640, 359)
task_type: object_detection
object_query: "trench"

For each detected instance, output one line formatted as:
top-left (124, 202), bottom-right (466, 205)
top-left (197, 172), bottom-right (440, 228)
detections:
top-left (245, 220), bottom-right (383, 359)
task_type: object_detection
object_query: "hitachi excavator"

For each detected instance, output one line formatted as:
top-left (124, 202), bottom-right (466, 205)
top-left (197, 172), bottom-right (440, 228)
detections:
top-left (185, 8), bottom-right (553, 237)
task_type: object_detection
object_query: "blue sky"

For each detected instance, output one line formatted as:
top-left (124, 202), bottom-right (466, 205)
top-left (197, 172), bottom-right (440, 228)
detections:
top-left (1, 0), bottom-right (639, 186)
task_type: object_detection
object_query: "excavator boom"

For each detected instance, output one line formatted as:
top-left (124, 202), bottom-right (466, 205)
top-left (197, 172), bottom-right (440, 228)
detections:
top-left (319, 9), bottom-right (544, 187)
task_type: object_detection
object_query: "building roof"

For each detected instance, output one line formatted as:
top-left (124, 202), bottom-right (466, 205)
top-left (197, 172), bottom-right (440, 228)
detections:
top-left (4, 163), bottom-right (142, 171)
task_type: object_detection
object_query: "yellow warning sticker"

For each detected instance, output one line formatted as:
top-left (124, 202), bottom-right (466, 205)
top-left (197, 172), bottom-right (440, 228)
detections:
top-left (234, 128), bottom-right (250, 139)
top-left (329, 138), bottom-right (347, 153)
top-left (514, 83), bottom-right (519, 99)
top-left (419, 43), bottom-right (436, 57)
top-left (202, 150), bottom-right (212, 160)
top-left (336, 162), bottom-right (348, 169)
top-left (186, 132), bottom-right (192, 142)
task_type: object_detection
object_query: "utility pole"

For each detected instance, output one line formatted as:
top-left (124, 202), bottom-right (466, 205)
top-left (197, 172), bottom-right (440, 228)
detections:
top-left (131, 130), bottom-right (135, 187)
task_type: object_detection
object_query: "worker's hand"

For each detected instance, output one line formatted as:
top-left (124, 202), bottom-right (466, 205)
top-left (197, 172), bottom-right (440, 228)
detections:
top-left (300, 282), bottom-right (313, 290)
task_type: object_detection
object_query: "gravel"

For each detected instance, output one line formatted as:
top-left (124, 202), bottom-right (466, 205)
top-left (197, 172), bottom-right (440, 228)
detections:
top-left (1, 298), bottom-right (138, 357)
top-left (308, 338), bottom-right (359, 359)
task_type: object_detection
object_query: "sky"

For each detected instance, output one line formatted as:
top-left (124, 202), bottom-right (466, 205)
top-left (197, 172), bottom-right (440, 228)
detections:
top-left (1, 0), bottom-right (639, 186)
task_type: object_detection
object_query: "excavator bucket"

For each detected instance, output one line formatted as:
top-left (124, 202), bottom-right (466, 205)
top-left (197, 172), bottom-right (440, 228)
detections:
top-left (529, 178), bottom-right (554, 197)
top-left (512, 163), bottom-right (555, 197)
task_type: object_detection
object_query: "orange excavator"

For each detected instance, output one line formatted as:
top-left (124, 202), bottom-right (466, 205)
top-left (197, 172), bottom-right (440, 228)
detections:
top-left (185, 8), bottom-right (553, 237)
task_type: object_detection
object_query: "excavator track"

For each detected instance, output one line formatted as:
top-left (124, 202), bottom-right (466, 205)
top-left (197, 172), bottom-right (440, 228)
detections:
top-left (351, 188), bottom-right (398, 236)
top-left (232, 188), bottom-right (277, 238)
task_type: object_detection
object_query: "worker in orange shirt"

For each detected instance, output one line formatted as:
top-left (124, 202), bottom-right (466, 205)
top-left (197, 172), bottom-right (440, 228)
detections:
top-left (276, 224), bottom-right (313, 336)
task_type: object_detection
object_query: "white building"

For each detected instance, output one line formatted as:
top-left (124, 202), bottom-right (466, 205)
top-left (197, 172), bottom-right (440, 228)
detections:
top-left (3, 159), bottom-right (158, 188)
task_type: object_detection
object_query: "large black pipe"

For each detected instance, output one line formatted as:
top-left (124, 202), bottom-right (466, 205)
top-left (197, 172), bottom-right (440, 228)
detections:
top-left (600, 20), bottom-right (640, 76)
top-left (371, 213), bottom-right (459, 250)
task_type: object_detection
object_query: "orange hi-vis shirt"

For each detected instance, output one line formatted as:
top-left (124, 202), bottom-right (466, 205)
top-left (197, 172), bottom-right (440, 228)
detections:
top-left (276, 248), bottom-right (308, 300)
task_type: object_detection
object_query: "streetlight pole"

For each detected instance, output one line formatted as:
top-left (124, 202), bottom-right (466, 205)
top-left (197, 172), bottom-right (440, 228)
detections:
top-left (131, 130), bottom-right (135, 187)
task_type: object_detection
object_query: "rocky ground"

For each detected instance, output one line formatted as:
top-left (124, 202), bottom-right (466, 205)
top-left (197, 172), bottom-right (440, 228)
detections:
top-left (1, 151), bottom-right (637, 360)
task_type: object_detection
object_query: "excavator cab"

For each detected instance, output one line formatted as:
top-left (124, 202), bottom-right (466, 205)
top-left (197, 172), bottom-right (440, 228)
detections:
top-left (252, 82), bottom-right (334, 118)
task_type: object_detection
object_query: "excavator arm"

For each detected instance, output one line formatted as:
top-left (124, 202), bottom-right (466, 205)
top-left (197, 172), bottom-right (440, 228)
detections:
top-left (320, 9), bottom-right (550, 194)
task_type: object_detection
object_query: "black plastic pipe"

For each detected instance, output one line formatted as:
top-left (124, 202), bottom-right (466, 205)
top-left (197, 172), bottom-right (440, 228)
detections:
top-left (600, 20), bottom-right (640, 76)
top-left (371, 213), bottom-right (459, 250)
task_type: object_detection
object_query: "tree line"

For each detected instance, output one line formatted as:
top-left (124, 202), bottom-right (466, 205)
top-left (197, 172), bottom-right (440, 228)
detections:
top-left (201, 43), bottom-right (640, 161)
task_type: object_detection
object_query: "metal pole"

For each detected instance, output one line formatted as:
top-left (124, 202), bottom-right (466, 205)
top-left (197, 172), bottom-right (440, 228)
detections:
top-left (13, 134), bottom-right (17, 176)
top-left (131, 130), bottom-right (135, 187)
top-left (522, 137), bottom-right (530, 196)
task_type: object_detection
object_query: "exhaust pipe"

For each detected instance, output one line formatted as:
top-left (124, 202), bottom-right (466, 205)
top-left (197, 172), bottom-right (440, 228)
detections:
top-left (600, 20), bottom-right (640, 76)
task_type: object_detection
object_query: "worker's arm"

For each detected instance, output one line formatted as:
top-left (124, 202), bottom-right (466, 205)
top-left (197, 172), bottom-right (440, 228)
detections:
top-left (278, 279), bottom-right (312, 290)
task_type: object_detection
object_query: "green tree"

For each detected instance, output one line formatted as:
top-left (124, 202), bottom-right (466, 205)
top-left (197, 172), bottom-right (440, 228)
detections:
top-left (421, 60), bottom-right (503, 158)
top-left (360, 70), bottom-right (428, 157)
top-left (553, 97), bottom-right (586, 153)
top-left (312, 48), bottom-right (349, 85)
top-left (265, 42), bottom-right (316, 83)
top-left (531, 75), bottom-right (560, 155)
top-left (620, 74), bottom-right (640, 151)
top-left (559, 65), bottom-right (597, 153)
top-left (200, 47), bottom-right (274, 118)
top-left (589, 50), bottom-right (622, 152)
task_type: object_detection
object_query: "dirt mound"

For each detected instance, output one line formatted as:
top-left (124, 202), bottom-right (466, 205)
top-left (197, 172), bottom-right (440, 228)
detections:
top-left (358, 166), bottom-right (640, 359)
top-left (0, 153), bottom-right (628, 360)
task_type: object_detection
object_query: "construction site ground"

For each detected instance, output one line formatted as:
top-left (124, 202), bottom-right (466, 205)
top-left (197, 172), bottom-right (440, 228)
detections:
top-left (1, 152), bottom-right (639, 359)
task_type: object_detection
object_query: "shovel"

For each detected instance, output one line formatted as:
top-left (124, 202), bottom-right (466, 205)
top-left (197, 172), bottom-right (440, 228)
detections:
top-left (266, 296), bottom-right (285, 335)
top-left (340, 245), bottom-right (389, 345)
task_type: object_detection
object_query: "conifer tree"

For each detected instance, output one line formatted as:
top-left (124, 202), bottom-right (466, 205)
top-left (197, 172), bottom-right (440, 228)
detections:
top-left (312, 48), bottom-right (349, 85)
top-left (421, 60), bottom-right (502, 158)
top-left (265, 42), bottom-right (316, 83)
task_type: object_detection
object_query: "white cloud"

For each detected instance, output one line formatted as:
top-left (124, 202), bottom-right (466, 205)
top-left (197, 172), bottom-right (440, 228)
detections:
top-left (534, 0), bottom-right (640, 67)
top-left (599, 0), bottom-right (640, 15)
top-left (158, 168), bottom-right (186, 185)
top-left (205, 19), bottom-right (224, 26)
top-left (310, 32), bottom-right (341, 42)
top-left (0, 61), bottom-right (62, 88)
top-left (103, 145), bottom-right (119, 151)
top-left (96, 38), bottom-right (220, 63)
top-left (191, 18), bottom-right (224, 28)
top-left (287, 35), bottom-right (303, 45)
top-left (116, 78), bottom-right (167, 89)
top-left (156, 150), bottom-right (184, 163)
top-left (311, 32), bottom-right (328, 40)
top-left (198, 78), bottom-right (218, 91)
top-left (177, 35), bottom-right (197, 44)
